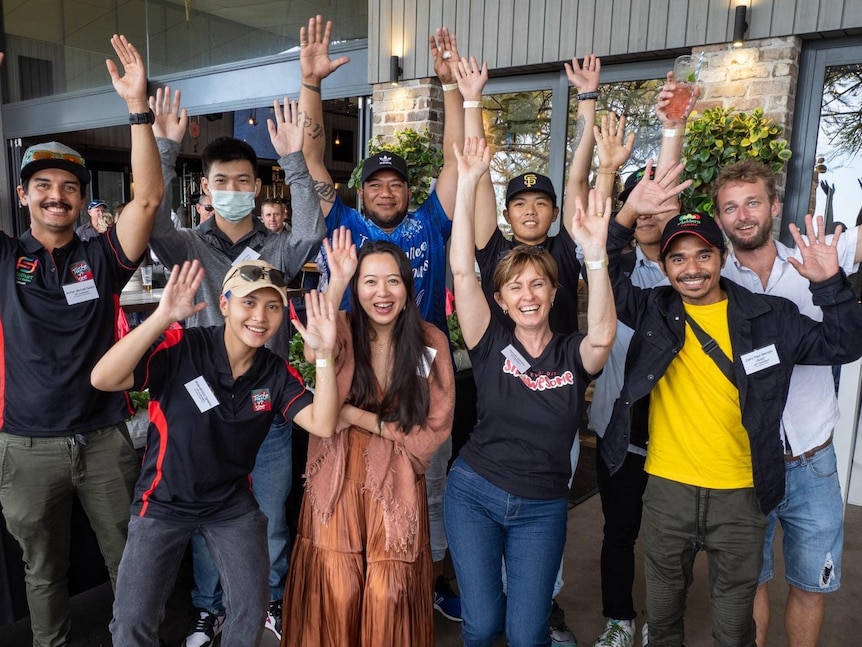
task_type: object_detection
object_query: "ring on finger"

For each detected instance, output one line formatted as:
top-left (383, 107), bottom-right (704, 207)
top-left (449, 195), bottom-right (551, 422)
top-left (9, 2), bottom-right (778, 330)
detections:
top-left (442, 51), bottom-right (452, 60)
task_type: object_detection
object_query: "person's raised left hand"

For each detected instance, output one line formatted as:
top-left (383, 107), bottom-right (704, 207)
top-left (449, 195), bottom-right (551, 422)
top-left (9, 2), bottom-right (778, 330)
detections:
top-left (788, 214), bottom-right (842, 283)
top-left (107, 35), bottom-right (148, 112)
top-left (572, 190), bottom-right (612, 261)
top-left (294, 290), bottom-right (337, 356)
top-left (565, 54), bottom-right (601, 93)
top-left (155, 260), bottom-right (207, 323)
top-left (429, 27), bottom-right (461, 85)
top-left (149, 86), bottom-right (187, 143)
top-left (268, 98), bottom-right (304, 158)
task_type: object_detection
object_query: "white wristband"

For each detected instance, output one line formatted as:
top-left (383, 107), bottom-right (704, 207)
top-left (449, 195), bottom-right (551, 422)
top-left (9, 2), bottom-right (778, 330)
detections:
top-left (462, 100), bottom-right (482, 109)
top-left (315, 358), bottom-right (331, 368)
top-left (442, 83), bottom-right (459, 92)
top-left (663, 128), bottom-right (684, 137)
top-left (585, 257), bottom-right (609, 270)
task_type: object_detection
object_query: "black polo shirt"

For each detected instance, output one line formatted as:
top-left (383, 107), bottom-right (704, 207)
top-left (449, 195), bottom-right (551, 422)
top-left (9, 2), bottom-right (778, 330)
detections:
top-left (0, 228), bottom-right (138, 437)
top-left (131, 326), bottom-right (312, 522)
top-left (475, 228), bottom-right (581, 335)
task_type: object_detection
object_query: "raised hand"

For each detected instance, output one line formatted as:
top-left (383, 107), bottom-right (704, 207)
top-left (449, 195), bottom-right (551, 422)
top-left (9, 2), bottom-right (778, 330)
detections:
top-left (323, 226), bottom-right (358, 286)
top-left (788, 214), bottom-right (842, 282)
top-left (655, 70), bottom-right (701, 126)
top-left (594, 112), bottom-right (635, 172)
top-left (268, 98), bottom-right (304, 158)
top-left (300, 15), bottom-right (350, 83)
top-left (565, 54), bottom-right (601, 93)
top-left (106, 35), bottom-right (148, 111)
top-left (429, 27), bottom-right (461, 85)
top-left (155, 260), bottom-right (206, 323)
top-left (453, 137), bottom-right (491, 183)
top-left (454, 56), bottom-right (489, 101)
top-left (149, 86), bottom-right (187, 143)
top-left (625, 159), bottom-right (691, 216)
top-left (293, 290), bottom-right (337, 356)
top-left (572, 190), bottom-right (612, 259)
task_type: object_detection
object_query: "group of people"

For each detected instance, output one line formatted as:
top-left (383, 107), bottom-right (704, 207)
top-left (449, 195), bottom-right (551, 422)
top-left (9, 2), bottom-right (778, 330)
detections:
top-left (0, 14), bottom-right (860, 647)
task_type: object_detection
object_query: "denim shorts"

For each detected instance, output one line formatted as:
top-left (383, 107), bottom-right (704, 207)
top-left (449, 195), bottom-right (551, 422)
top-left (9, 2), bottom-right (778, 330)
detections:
top-left (759, 441), bottom-right (843, 592)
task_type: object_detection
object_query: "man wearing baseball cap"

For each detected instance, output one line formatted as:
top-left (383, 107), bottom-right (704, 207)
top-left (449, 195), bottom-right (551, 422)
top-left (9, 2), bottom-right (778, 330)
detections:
top-left (601, 205), bottom-right (862, 647)
top-left (0, 35), bottom-right (162, 646)
top-left (76, 198), bottom-right (109, 240)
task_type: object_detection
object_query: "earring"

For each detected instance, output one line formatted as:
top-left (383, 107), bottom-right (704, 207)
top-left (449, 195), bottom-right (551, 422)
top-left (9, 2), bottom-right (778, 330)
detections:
top-left (502, 308), bottom-right (508, 315)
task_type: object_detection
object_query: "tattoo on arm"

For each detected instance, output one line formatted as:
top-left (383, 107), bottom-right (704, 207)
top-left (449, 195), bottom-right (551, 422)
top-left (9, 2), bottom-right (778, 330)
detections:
top-left (303, 83), bottom-right (322, 94)
top-left (572, 115), bottom-right (586, 150)
top-left (314, 180), bottom-right (337, 204)
top-left (308, 124), bottom-right (324, 141)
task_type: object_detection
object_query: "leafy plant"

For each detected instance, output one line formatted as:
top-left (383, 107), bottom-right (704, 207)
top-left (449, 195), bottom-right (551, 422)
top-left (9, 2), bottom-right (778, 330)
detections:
top-left (129, 390), bottom-right (149, 411)
top-left (682, 107), bottom-right (792, 213)
top-left (288, 331), bottom-right (316, 389)
top-left (448, 312), bottom-right (466, 352)
top-left (348, 128), bottom-right (443, 209)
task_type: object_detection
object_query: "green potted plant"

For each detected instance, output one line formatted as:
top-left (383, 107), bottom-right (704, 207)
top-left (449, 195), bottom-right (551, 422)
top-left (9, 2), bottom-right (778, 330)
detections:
top-left (348, 128), bottom-right (443, 209)
top-left (682, 107), bottom-right (792, 213)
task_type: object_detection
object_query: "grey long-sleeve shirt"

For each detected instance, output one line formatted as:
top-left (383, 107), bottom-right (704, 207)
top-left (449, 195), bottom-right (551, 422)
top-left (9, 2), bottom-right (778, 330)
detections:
top-left (149, 138), bottom-right (326, 359)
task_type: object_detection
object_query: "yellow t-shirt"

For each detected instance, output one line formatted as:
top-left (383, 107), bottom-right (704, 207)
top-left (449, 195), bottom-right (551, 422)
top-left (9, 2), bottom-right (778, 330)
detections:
top-left (646, 299), bottom-right (753, 489)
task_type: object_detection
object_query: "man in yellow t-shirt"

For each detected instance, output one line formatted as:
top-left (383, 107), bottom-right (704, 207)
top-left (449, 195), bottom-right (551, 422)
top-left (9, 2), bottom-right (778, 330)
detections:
top-left (602, 207), bottom-right (862, 647)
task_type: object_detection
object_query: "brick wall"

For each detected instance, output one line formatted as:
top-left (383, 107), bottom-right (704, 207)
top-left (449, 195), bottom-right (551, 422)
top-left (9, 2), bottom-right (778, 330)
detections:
top-left (371, 78), bottom-right (444, 146)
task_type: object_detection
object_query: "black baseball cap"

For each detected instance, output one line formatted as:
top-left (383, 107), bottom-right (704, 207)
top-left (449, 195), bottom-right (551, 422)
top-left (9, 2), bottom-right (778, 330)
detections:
top-left (505, 172), bottom-right (557, 206)
top-left (360, 151), bottom-right (409, 184)
top-left (660, 212), bottom-right (726, 258)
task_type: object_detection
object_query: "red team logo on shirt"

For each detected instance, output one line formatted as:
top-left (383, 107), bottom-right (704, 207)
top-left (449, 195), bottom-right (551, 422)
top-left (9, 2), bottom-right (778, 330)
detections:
top-left (251, 389), bottom-right (272, 412)
top-left (69, 261), bottom-right (94, 282)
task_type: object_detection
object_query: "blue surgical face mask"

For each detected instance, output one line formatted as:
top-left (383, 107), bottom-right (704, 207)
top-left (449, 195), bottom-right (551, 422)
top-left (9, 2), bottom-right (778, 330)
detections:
top-left (208, 190), bottom-right (256, 222)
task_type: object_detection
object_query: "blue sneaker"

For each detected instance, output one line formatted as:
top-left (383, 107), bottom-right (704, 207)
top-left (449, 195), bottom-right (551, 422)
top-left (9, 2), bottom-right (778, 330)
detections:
top-left (433, 575), bottom-right (462, 622)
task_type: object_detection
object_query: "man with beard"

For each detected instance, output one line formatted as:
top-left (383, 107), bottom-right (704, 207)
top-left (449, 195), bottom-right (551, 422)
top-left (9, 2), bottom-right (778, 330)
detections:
top-left (711, 160), bottom-right (862, 647)
top-left (604, 200), bottom-right (862, 646)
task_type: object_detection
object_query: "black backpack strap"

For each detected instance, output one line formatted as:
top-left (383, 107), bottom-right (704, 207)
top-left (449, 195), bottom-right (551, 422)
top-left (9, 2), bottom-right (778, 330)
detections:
top-left (685, 314), bottom-right (737, 387)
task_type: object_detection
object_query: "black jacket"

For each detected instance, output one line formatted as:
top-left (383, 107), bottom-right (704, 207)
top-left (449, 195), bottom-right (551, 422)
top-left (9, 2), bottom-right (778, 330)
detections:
top-left (602, 220), bottom-right (862, 513)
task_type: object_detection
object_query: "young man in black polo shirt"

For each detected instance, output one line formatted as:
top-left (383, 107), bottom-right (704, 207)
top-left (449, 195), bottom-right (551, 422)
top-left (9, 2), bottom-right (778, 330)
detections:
top-left (0, 36), bottom-right (161, 646)
top-left (91, 259), bottom-right (339, 647)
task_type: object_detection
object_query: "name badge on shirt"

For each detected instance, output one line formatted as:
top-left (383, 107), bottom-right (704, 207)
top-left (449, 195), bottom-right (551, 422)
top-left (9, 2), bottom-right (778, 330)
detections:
top-left (740, 344), bottom-right (780, 375)
top-left (232, 247), bottom-right (261, 264)
top-left (501, 344), bottom-right (531, 374)
top-left (62, 279), bottom-right (99, 305)
top-left (418, 346), bottom-right (437, 378)
top-left (185, 376), bottom-right (220, 412)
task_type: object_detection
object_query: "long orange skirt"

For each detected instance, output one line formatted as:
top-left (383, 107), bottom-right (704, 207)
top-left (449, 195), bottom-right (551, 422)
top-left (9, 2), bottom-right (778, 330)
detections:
top-left (282, 429), bottom-right (434, 646)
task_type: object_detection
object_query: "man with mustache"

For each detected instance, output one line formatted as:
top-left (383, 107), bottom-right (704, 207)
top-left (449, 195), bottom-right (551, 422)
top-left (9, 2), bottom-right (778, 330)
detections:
top-left (0, 36), bottom-right (162, 646)
top-left (604, 183), bottom-right (862, 646)
top-left (712, 160), bottom-right (862, 647)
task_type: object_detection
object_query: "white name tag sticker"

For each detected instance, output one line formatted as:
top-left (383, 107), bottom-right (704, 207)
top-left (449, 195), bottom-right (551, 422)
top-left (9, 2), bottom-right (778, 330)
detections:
top-left (501, 344), bottom-right (531, 374)
top-left (184, 376), bottom-right (220, 412)
top-left (740, 344), bottom-right (780, 375)
top-left (63, 279), bottom-right (99, 305)
top-left (418, 346), bottom-right (437, 378)
top-left (232, 247), bottom-right (261, 265)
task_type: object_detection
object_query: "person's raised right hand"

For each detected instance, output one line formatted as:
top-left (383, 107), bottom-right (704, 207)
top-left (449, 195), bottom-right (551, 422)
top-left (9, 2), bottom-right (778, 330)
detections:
top-left (300, 15), bottom-right (350, 84)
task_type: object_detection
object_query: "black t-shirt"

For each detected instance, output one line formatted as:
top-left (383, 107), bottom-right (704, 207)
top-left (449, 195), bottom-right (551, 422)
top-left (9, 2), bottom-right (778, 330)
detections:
top-left (475, 228), bottom-right (581, 335)
top-left (0, 228), bottom-right (138, 436)
top-left (131, 326), bottom-right (312, 521)
top-left (459, 321), bottom-right (591, 499)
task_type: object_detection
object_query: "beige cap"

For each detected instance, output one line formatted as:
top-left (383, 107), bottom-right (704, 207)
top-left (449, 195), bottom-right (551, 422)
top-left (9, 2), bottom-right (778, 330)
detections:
top-left (221, 259), bottom-right (288, 306)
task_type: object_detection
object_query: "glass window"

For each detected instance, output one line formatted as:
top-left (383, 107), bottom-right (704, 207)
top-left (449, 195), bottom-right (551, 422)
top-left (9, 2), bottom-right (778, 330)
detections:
top-left (1, 0), bottom-right (368, 101)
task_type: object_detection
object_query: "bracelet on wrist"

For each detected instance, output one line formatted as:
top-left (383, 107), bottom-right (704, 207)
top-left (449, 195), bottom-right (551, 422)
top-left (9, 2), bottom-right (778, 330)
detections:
top-left (442, 83), bottom-right (459, 92)
top-left (595, 170), bottom-right (617, 176)
top-left (585, 257), bottom-right (609, 270)
top-left (577, 91), bottom-right (599, 102)
top-left (129, 110), bottom-right (155, 125)
top-left (375, 421), bottom-right (383, 436)
top-left (315, 358), bottom-right (331, 368)
top-left (462, 100), bottom-right (482, 109)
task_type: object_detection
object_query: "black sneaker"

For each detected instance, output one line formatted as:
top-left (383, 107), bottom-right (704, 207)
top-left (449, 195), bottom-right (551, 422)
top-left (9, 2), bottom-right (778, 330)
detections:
top-left (433, 575), bottom-right (462, 622)
top-left (265, 599), bottom-right (283, 640)
top-left (549, 599), bottom-right (578, 646)
top-left (183, 609), bottom-right (225, 647)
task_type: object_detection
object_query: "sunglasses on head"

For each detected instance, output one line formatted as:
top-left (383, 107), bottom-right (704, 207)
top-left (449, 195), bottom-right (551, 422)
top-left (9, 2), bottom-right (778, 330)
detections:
top-left (28, 150), bottom-right (85, 166)
top-left (235, 264), bottom-right (286, 288)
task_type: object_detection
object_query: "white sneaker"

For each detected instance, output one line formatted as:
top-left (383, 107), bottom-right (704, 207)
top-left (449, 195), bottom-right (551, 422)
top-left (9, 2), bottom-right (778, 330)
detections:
top-left (641, 622), bottom-right (649, 647)
top-left (183, 609), bottom-right (225, 647)
top-left (593, 618), bottom-right (635, 647)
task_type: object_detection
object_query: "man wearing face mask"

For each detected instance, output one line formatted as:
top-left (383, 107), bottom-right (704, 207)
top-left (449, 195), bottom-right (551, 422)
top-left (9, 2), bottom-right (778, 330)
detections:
top-left (147, 88), bottom-right (325, 646)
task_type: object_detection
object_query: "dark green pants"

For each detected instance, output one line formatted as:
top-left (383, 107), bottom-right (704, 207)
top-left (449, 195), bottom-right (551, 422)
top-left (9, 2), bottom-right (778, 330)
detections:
top-left (642, 475), bottom-right (767, 647)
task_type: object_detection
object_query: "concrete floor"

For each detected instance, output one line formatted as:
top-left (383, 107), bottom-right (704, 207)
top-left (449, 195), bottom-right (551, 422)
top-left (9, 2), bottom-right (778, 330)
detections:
top-left (2, 494), bottom-right (860, 646)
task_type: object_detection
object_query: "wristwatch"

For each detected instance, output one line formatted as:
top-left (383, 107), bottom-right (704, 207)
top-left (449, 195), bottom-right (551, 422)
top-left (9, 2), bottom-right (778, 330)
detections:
top-left (129, 110), bottom-right (155, 125)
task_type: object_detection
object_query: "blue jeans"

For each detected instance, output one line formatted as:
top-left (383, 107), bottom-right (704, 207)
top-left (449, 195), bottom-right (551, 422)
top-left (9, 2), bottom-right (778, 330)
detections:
top-left (191, 417), bottom-right (292, 611)
top-left (111, 510), bottom-right (269, 647)
top-left (759, 441), bottom-right (843, 592)
top-left (444, 457), bottom-right (568, 647)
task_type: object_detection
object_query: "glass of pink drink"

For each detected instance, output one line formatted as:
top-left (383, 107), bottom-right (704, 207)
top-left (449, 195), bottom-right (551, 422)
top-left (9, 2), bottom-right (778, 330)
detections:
top-left (667, 55), bottom-right (698, 122)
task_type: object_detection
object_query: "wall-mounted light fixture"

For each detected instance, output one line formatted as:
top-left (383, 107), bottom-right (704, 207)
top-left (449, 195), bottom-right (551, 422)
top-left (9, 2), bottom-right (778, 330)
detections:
top-left (390, 55), bottom-right (402, 87)
top-left (248, 109), bottom-right (257, 126)
top-left (732, 2), bottom-right (749, 48)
